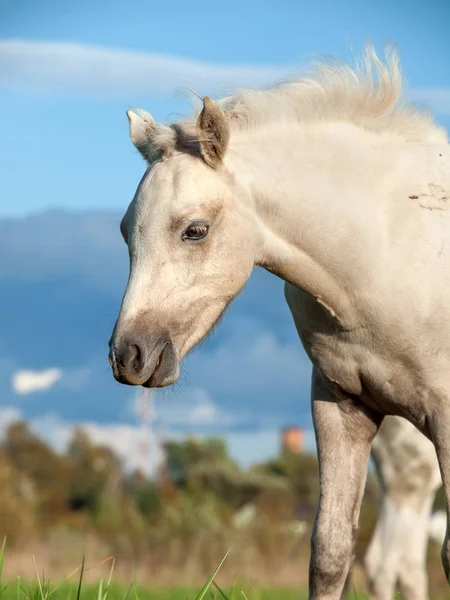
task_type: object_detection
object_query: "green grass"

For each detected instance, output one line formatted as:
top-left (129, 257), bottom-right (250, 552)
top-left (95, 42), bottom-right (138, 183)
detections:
top-left (0, 585), bottom-right (311, 600)
top-left (0, 538), bottom-right (372, 600)
top-left (0, 538), bottom-right (314, 600)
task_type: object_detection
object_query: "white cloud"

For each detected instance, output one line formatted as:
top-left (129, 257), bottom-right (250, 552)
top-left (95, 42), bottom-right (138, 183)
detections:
top-left (1, 40), bottom-right (449, 119)
top-left (0, 39), bottom-right (291, 98)
top-left (11, 366), bottom-right (91, 396)
top-left (12, 367), bottom-right (62, 395)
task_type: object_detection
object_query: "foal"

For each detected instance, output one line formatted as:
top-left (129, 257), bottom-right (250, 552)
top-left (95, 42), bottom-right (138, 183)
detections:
top-left (109, 46), bottom-right (450, 599)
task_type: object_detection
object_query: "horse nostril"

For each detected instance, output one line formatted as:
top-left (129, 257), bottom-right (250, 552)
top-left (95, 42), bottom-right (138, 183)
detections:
top-left (129, 344), bottom-right (143, 374)
top-left (113, 337), bottom-right (147, 376)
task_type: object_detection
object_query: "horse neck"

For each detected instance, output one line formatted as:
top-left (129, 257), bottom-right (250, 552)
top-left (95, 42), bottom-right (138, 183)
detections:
top-left (229, 121), bottom-right (392, 324)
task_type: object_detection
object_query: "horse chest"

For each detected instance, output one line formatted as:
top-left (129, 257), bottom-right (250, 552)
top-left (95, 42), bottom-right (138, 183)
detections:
top-left (300, 329), bottom-right (365, 397)
top-left (300, 328), bottom-right (419, 415)
top-left (285, 283), bottom-right (429, 419)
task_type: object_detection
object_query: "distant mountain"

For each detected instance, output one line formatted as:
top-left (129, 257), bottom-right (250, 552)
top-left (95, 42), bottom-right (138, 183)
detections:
top-left (0, 210), bottom-right (313, 464)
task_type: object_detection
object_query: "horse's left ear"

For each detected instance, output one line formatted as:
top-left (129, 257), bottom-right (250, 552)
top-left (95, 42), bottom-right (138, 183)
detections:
top-left (197, 97), bottom-right (229, 169)
top-left (127, 109), bottom-right (177, 163)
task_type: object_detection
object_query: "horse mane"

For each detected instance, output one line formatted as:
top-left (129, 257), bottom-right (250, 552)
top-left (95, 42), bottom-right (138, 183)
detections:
top-left (214, 44), bottom-right (447, 143)
top-left (149, 44), bottom-right (447, 161)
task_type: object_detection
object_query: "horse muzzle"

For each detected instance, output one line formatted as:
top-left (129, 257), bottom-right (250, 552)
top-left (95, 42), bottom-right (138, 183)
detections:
top-left (109, 331), bottom-right (179, 388)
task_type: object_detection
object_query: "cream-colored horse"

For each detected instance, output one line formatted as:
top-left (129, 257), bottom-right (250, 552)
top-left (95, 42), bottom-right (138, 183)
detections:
top-left (109, 46), bottom-right (450, 599)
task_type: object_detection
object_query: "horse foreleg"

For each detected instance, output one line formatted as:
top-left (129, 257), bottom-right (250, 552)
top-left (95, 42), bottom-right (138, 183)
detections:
top-left (309, 367), bottom-right (382, 600)
top-left (429, 407), bottom-right (450, 585)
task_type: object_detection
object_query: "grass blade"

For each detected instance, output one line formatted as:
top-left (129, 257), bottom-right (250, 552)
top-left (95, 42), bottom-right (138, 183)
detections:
top-left (121, 583), bottom-right (133, 600)
top-left (212, 581), bottom-right (230, 600)
top-left (16, 576), bottom-right (22, 600)
top-left (97, 579), bottom-right (104, 600)
top-left (193, 549), bottom-right (231, 600)
top-left (32, 556), bottom-right (45, 600)
top-left (19, 581), bottom-right (30, 600)
top-left (0, 538), bottom-right (6, 583)
top-left (51, 555), bottom-right (114, 597)
top-left (75, 556), bottom-right (85, 600)
top-left (132, 567), bottom-right (139, 600)
top-left (229, 584), bottom-right (238, 600)
top-left (102, 557), bottom-right (116, 600)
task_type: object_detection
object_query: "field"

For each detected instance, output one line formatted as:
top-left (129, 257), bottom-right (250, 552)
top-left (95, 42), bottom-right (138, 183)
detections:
top-left (0, 542), bottom-right (345, 600)
top-left (0, 542), bottom-right (308, 600)
top-left (0, 550), bottom-right (447, 600)
top-left (2, 539), bottom-right (450, 600)
top-left (0, 583), bottom-right (312, 600)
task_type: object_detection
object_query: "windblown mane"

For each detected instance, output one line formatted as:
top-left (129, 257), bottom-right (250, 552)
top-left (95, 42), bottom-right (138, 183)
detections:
top-left (138, 45), bottom-right (447, 163)
top-left (213, 45), bottom-right (446, 142)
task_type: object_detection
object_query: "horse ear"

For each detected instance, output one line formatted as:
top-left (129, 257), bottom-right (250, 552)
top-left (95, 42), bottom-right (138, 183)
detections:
top-left (127, 110), bottom-right (155, 156)
top-left (197, 97), bottom-right (229, 168)
top-left (127, 109), bottom-right (176, 162)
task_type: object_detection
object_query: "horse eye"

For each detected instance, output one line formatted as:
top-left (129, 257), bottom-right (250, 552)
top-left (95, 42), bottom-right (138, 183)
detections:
top-left (182, 222), bottom-right (209, 241)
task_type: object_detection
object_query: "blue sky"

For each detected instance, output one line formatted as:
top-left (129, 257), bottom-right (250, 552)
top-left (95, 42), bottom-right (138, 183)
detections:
top-left (0, 0), bottom-right (449, 470)
top-left (0, 0), bottom-right (449, 217)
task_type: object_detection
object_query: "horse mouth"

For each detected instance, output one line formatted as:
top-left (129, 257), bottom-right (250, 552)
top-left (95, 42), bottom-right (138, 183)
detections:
top-left (142, 349), bottom-right (167, 388)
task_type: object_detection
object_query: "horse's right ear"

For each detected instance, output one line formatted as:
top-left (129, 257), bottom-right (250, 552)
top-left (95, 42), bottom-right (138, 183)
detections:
top-left (197, 97), bottom-right (229, 169)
